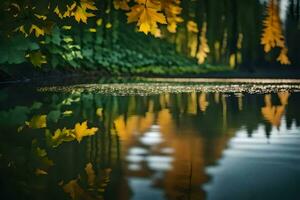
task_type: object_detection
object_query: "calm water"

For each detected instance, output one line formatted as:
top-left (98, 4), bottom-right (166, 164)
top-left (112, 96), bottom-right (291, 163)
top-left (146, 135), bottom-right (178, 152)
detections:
top-left (0, 81), bottom-right (300, 200)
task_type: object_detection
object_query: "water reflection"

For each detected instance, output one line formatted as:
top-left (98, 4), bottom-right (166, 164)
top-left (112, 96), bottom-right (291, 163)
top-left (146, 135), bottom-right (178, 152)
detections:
top-left (0, 86), bottom-right (300, 199)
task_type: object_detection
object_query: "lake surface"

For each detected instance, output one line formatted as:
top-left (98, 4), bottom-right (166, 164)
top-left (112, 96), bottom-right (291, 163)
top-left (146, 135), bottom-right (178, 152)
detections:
top-left (1, 80), bottom-right (300, 200)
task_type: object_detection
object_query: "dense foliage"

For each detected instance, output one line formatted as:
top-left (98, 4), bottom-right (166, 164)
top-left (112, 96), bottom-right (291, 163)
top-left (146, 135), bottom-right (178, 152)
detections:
top-left (0, 0), bottom-right (299, 77)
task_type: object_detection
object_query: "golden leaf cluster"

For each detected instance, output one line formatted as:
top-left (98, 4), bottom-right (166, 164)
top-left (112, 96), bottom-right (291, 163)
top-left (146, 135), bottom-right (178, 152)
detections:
top-left (261, 0), bottom-right (291, 65)
top-left (55, 0), bottom-right (97, 23)
top-left (47, 121), bottom-right (98, 147)
top-left (126, 0), bottom-right (183, 36)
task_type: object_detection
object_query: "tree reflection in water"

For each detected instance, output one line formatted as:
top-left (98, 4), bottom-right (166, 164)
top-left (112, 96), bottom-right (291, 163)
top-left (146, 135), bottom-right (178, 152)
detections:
top-left (0, 86), bottom-right (300, 199)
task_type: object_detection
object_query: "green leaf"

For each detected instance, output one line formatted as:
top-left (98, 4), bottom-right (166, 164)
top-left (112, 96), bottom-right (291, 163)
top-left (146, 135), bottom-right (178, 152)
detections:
top-left (31, 102), bottom-right (43, 110)
top-left (47, 110), bottom-right (61, 123)
top-left (29, 51), bottom-right (47, 67)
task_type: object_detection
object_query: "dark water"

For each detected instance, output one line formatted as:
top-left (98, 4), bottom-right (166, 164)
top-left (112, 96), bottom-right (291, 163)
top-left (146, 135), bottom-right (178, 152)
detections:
top-left (0, 82), bottom-right (300, 200)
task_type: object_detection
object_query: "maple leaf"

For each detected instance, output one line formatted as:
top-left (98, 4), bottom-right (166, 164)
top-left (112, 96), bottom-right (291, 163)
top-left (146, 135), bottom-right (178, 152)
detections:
top-left (74, 6), bottom-right (95, 23)
top-left (126, 0), bottom-right (167, 35)
top-left (74, 121), bottom-right (98, 142)
top-left (54, 1), bottom-right (96, 23)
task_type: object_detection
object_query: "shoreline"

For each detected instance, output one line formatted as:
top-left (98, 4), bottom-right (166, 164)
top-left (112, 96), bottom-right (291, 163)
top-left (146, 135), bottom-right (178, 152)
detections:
top-left (1, 68), bottom-right (300, 86)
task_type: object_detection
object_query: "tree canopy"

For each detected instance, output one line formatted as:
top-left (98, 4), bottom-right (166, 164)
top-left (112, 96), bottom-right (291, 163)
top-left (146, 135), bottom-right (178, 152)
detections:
top-left (0, 0), bottom-right (299, 75)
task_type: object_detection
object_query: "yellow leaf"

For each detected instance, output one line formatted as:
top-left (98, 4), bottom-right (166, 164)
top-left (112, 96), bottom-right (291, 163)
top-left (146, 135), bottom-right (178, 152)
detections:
top-left (126, 2), bottom-right (166, 35)
top-left (167, 22), bottom-right (177, 33)
top-left (81, 0), bottom-right (98, 11)
top-left (34, 14), bottom-right (47, 20)
top-left (74, 6), bottom-right (88, 23)
top-left (54, 6), bottom-right (64, 18)
top-left (18, 25), bottom-right (28, 37)
top-left (162, 0), bottom-right (183, 33)
top-left (96, 18), bottom-right (103, 26)
top-left (49, 128), bottom-right (75, 147)
top-left (113, 0), bottom-right (130, 10)
top-left (27, 115), bottom-right (47, 129)
top-left (30, 24), bottom-right (45, 37)
top-left (187, 21), bottom-right (198, 33)
top-left (127, 5), bottom-right (144, 23)
top-left (96, 108), bottom-right (103, 117)
top-left (63, 110), bottom-right (73, 116)
top-left (89, 28), bottom-right (96, 32)
top-left (74, 121), bottom-right (98, 142)
top-left (105, 23), bottom-right (112, 29)
top-left (62, 26), bottom-right (72, 30)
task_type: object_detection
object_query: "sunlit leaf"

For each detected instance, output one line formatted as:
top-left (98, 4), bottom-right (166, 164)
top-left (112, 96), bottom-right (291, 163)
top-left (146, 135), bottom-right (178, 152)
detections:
top-left (63, 110), bottom-right (73, 116)
top-left (74, 121), bottom-right (98, 142)
top-left (96, 108), bottom-right (103, 117)
top-left (30, 25), bottom-right (45, 37)
top-left (126, 0), bottom-right (167, 35)
top-left (114, 0), bottom-right (130, 10)
top-left (46, 128), bottom-right (75, 147)
top-left (187, 21), bottom-right (198, 33)
top-left (105, 23), bottom-right (112, 29)
top-left (26, 115), bottom-right (47, 129)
